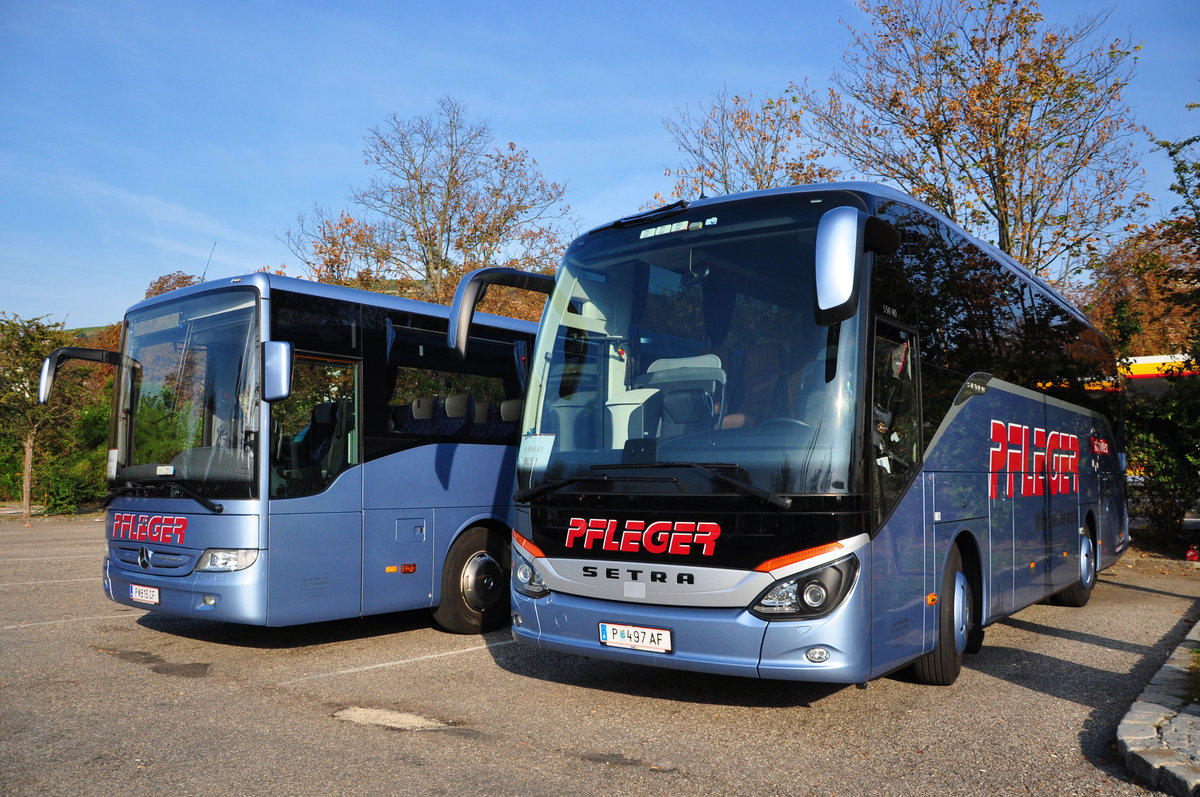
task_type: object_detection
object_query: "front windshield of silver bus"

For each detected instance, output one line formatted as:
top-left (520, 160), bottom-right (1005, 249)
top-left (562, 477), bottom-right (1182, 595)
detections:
top-left (520, 194), bottom-right (865, 500)
top-left (110, 287), bottom-right (260, 500)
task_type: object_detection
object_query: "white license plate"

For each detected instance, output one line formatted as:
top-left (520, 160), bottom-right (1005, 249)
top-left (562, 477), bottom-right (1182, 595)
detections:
top-left (130, 584), bottom-right (160, 605)
top-left (598, 622), bottom-right (672, 654)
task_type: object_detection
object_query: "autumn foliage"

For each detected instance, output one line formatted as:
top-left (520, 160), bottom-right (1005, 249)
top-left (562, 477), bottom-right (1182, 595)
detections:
top-left (282, 97), bottom-right (571, 322)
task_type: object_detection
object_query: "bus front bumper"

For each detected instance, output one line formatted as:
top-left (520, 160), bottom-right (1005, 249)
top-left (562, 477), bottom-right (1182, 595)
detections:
top-left (104, 556), bottom-right (268, 625)
top-left (511, 588), bottom-right (871, 684)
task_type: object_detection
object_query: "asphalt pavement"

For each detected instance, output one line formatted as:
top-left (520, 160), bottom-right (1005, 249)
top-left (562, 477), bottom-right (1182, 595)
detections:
top-left (7, 504), bottom-right (1200, 792)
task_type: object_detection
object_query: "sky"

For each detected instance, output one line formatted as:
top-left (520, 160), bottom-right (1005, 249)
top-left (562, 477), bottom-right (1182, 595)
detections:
top-left (1, 0), bottom-right (1197, 329)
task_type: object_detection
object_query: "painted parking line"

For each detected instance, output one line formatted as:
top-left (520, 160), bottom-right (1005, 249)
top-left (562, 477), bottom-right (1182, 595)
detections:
top-left (0, 577), bottom-right (98, 587)
top-left (1, 555), bottom-right (98, 563)
top-left (280, 639), bottom-right (516, 685)
top-left (3, 613), bottom-right (138, 630)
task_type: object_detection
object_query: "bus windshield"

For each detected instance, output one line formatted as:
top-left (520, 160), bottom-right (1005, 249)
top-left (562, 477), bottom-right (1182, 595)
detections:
top-left (522, 194), bottom-right (865, 499)
top-left (112, 287), bottom-right (260, 500)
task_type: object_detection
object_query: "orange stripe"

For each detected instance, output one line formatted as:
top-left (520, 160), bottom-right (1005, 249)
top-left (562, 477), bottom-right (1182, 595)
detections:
top-left (755, 541), bottom-right (844, 573)
top-left (513, 529), bottom-right (545, 558)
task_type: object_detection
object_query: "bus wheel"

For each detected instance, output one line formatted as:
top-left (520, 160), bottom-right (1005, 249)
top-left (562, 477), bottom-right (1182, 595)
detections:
top-left (1053, 530), bottom-right (1097, 608)
top-left (912, 545), bottom-right (971, 686)
top-left (432, 526), bottom-right (510, 634)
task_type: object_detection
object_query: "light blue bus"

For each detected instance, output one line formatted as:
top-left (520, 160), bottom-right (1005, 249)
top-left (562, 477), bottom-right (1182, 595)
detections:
top-left (41, 273), bottom-right (536, 631)
top-left (456, 183), bottom-right (1129, 685)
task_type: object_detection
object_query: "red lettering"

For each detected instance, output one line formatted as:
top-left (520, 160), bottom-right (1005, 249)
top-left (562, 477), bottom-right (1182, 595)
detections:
top-left (566, 517), bottom-right (586, 547)
top-left (562, 517), bottom-right (722, 556)
top-left (1006, 423), bottom-right (1023, 499)
top-left (694, 522), bottom-right (721, 556)
top-left (1030, 428), bottom-right (1046, 497)
top-left (990, 420), bottom-right (1081, 499)
top-left (170, 516), bottom-right (187, 544)
top-left (619, 520), bottom-right (643, 553)
top-left (148, 516), bottom-right (163, 543)
top-left (989, 420), bottom-right (1007, 499)
top-left (585, 519), bottom-right (609, 548)
top-left (601, 519), bottom-right (620, 551)
top-left (668, 523), bottom-right (695, 555)
top-left (1065, 434), bottom-right (1079, 494)
top-left (643, 522), bottom-right (672, 554)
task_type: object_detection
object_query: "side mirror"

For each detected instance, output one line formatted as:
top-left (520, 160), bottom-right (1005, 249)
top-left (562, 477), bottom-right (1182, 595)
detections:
top-left (447, 266), bottom-right (554, 359)
top-left (262, 341), bottom-right (293, 402)
top-left (813, 206), bottom-right (899, 326)
top-left (39, 346), bottom-right (120, 403)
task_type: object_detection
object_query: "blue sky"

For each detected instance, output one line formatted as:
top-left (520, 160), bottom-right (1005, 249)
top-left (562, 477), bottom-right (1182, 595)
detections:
top-left (1, 0), bottom-right (1197, 329)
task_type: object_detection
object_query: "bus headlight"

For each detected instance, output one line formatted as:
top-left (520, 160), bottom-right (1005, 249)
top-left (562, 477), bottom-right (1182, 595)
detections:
top-left (195, 549), bottom-right (259, 572)
top-left (512, 550), bottom-right (548, 599)
top-left (750, 555), bottom-right (858, 620)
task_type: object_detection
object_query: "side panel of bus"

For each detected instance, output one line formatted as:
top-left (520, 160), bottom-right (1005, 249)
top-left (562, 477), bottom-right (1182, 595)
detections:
top-left (267, 469), bottom-right (363, 625)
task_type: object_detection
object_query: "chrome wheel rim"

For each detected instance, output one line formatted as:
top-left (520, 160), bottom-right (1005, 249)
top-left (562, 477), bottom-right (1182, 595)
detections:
top-left (461, 551), bottom-right (504, 612)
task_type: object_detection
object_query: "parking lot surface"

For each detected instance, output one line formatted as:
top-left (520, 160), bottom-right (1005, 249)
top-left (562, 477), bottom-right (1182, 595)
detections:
top-left (2, 515), bottom-right (1197, 795)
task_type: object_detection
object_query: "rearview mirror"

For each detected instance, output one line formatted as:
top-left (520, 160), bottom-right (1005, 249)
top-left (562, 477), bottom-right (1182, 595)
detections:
top-left (813, 206), bottom-right (899, 326)
top-left (39, 346), bottom-right (121, 403)
top-left (262, 341), bottom-right (293, 402)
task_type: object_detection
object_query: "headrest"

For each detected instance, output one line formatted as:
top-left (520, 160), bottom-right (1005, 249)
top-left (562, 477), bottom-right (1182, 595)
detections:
top-left (411, 396), bottom-right (435, 420)
top-left (500, 398), bottom-right (523, 422)
top-left (445, 393), bottom-right (473, 418)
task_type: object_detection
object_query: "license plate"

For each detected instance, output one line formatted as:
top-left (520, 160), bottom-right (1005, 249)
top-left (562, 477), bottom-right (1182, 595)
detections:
top-left (130, 584), bottom-right (160, 605)
top-left (598, 622), bottom-right (672, 654)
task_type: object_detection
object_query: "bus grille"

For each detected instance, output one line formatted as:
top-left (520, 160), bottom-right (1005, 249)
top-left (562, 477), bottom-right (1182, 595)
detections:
top-left (110, 543), bottom-right (197, 576)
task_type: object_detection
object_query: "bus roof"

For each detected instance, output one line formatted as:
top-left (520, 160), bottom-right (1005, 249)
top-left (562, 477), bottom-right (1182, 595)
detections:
top-left (596, 181), bottom-right (1096, 338)
top-left (123, 272), bottom-right (538, 334)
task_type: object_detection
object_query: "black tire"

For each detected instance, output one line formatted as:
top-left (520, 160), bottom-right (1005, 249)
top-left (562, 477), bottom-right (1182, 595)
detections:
top-left (432, 526), bottom-right (510, 634)
top-left (912, 545), bottom-right (973, 686)
top-left (1052, 529), bottom-right (1097, 608)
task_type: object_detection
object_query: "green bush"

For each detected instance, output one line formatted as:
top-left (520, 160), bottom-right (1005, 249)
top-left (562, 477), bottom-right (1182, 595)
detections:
top-left (33, 456), bottom-right (105, 515)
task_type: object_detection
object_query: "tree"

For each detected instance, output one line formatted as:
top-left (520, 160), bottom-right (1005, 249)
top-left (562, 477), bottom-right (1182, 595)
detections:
top-left (657, 88), bottom-right (839, 203)
top-left (791, 0), bottom-right (1148, 285)
top-left (1083, 102), bottom-right (1200, 548)
top-left (280, 208), bottom-right (393, 290)
top-left (285, 97), bottom-right (573, 317)
top-left (1084, 222), bottom-right (1197, 356)
top-left (145, 270), bottom-right (201, 298)
top-left (0, 314), bottom-right (79, 517)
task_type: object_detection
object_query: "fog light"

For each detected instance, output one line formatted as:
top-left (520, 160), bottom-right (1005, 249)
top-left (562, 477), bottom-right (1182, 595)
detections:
top-left (806, 647), bottom-right (830, 663)
top-left (202, 595), bottom-right (216, 606)
top-left (512, 611), bottom-right (524, 627)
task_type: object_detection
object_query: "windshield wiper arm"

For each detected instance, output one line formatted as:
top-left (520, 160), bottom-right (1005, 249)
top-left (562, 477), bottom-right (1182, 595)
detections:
top-left (593, 199), bottom-right (690, 232)
top-left (513, 468), bottom-right (679, 503)
top-left (606, 461), bottom-right (792, 510)
top-left (105, 479), bottom-right (224, 514)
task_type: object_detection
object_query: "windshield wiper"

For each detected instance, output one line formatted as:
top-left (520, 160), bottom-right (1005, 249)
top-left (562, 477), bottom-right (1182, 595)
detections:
top-left (593, 199), bottom-right (690, 232)
top-left (515, 461), bottom-right (791, 509)
top-left (104, 479), bottom-right (224, 514)
top-left (605, 461), bottom-right (792, 510)
top-left (513, 467), bottom-right (679, 503)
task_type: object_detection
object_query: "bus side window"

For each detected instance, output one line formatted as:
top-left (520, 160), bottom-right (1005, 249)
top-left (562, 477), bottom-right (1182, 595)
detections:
top-left (872, 322), bottom-right (920, 521)
top-left (269, 357), bottom-right (359, 499)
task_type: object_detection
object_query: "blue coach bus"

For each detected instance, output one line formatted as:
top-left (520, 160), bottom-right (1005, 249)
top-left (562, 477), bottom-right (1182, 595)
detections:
top-left (465, 183), bottom-right (1129, 685)
top-left (40, 273), bottom-right (536, 631)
